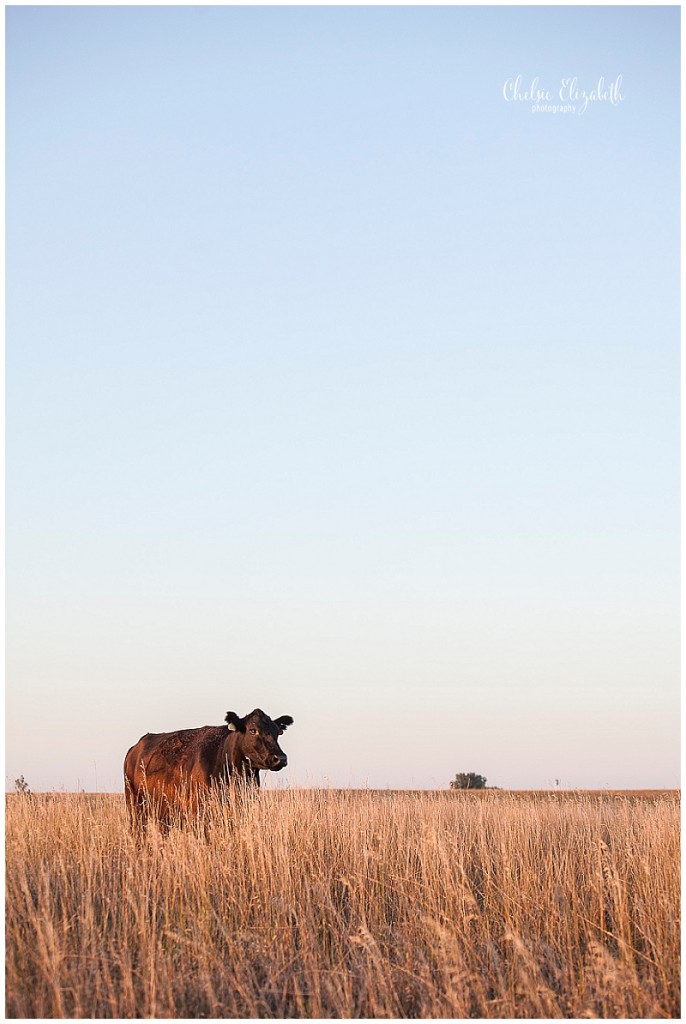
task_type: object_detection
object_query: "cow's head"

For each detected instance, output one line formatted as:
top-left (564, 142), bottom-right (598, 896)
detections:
top-left (225, 708), bottom-right (293, 771)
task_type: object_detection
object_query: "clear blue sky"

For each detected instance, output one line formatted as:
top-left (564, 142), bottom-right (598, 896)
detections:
top-left (6, 6), bottom-right (680, 790)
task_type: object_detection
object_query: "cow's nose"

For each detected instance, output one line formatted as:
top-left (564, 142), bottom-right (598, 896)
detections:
top-left (271, 754), bottom-right (287, 769)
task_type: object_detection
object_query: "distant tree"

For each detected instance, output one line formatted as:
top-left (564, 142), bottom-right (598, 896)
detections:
top-left (450, 772), bottom-right (487, 790)
top-left (14, 775), bottom-right (31, 796)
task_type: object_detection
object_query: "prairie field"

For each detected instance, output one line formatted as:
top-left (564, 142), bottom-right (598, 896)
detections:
top-left (5, 788), bottom-right (680, 1018)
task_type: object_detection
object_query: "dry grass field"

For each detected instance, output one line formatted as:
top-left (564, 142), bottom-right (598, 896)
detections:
top-left (5, 788), bottom-right (680, 1018)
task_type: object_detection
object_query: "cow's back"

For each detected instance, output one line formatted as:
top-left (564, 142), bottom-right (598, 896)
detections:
top-left (124, 725), bottom-right (226, 823)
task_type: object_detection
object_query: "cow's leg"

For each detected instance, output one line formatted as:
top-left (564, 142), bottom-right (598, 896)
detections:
top-left (194, 791), bottom-right (213, 843)
top-left (154, 791), bottom-right (173, 836)
top-left (137, 797), bottom-right (150, 833)
top-left (125, 778), bottom-right (137, 826)
top-left (125, 785), bottom-right (149, 841)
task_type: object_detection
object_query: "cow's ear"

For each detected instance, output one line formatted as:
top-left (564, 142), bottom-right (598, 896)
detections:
top-left (225, 712), bottom-right (244, 732)
top-left (274, 715), bottom-right (293, 733)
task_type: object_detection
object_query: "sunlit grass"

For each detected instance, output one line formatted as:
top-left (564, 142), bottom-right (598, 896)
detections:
top-left (5, 789), bottom-right (680, 1018)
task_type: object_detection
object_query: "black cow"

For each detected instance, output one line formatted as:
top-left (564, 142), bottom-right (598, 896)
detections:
top-left (124, 708), bottom-right (293, 828)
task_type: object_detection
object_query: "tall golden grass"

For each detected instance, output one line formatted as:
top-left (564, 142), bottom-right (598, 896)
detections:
top-left (5, 788), bottom-right (680, 1018)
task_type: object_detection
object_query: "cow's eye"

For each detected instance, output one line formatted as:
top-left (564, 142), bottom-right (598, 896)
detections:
top-left (250, 728), bottom-right (258, 735)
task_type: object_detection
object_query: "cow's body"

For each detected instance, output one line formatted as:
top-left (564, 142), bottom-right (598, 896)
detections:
top-left (124, 708), bottom-right (293, 828)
